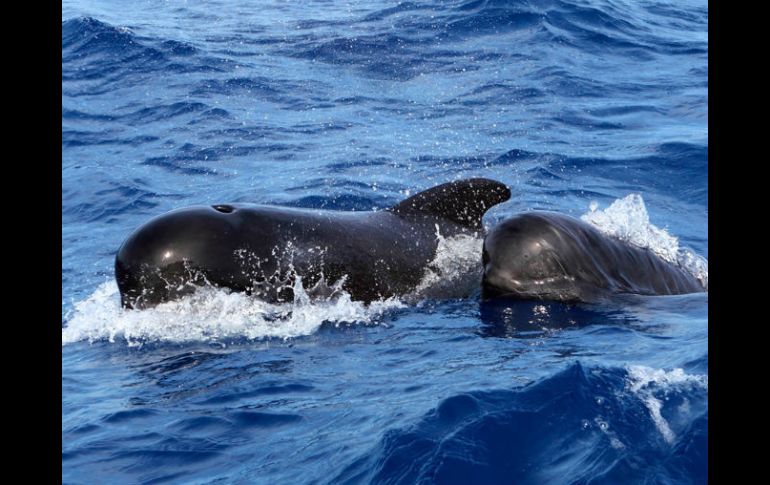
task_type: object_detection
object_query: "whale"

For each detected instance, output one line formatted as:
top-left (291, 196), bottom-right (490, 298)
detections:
top-left (482, 212), bottom-right (704, 303)
top-left (115, 178), bottom-right (511, 309)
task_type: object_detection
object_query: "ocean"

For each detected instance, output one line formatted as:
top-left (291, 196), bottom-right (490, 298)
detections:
top-left (62, 1), bottom-right (708, 483)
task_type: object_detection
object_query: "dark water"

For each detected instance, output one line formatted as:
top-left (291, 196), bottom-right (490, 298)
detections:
top-left (62, 1), bottom-right (708, 483)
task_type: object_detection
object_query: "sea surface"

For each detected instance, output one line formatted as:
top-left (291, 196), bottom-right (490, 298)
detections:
top-left (61, 1), bottom-right (708, 483)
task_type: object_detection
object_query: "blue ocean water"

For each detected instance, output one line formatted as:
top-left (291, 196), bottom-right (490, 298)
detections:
top-left (61, 1), bottom-right (708, 484)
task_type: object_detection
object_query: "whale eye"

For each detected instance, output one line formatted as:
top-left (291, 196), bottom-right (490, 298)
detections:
top-left (213, 204), bottom-right (234, 213)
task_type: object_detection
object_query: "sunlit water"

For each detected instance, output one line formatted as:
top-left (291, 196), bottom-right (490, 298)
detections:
top-left (62, 1), bottom-right (707, 483)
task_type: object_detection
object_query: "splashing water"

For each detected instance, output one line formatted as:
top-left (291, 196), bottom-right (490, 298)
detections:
top-left (625, 365), bottom-right (708, 444)
top-left (62, 232), bottom-right (483, 346)
top-left (61, 280), bottom-right (405, 346)
top-left (410, 226), bottom-right (484, 300)
top-left (581, 194), bottom-right (708, 289)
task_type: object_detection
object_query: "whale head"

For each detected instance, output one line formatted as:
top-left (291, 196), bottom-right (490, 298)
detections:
top-left (114, 204), bottom-right (249, 309)
top-left (482, 213), bottom-right (587, 302)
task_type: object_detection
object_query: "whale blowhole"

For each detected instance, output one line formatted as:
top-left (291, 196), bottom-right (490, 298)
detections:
top-left (213, 205), bottom-right (234, 213)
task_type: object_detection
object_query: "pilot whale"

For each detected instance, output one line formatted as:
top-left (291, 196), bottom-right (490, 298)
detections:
top-left (116, 178), bottom-right (511, 309)
top-left (482, 212), bottom-right (704, 303)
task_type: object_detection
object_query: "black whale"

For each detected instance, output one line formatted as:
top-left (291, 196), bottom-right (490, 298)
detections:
top-left (482, 212), bottom-right (704, 303)
top-left (116, 178), bottom-right (511, 309)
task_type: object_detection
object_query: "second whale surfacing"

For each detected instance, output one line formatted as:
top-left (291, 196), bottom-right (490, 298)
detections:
top-left (115, 178), bottom-right (511, 309)
top-left (482, 212), bottom-right (705, 303)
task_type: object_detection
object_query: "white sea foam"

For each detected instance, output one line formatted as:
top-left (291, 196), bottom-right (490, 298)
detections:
top-left (62, 232), bottom-right (482, 346)
top-left (410, 226), bottom-right (484, 300)
top-left (625, 365), bottom-right (708, 445)
top-left (61, 279), bottom-right (405, 347)
top-left (581, 194), bottom-right (708, 289)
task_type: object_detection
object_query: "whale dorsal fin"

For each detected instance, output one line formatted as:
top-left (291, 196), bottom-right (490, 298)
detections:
top-left (389, 178), bottom-right (511, 229)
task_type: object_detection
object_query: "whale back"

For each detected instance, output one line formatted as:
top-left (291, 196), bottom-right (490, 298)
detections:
top-left (389, 178), bottom-right (511, 230)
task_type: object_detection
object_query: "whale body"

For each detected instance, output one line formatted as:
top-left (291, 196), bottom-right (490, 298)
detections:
top-left (116, 178), bottom-right (511, 309)
top-left (482, 212), bottom-right (704, 303)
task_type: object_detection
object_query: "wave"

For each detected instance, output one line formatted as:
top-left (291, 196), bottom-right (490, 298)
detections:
top-left (492, 143), bottom-right (707, 206)
top-left (330, 362), bottom-right (708, 485)
top-left (62, 17), bottom-right (231, 92)
top-left (264, 0), bottom-right (706, 80)
top-left (62, 181), bottom-right (180, 224)
top-left (63, 0), bottom-right (707, 89)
